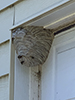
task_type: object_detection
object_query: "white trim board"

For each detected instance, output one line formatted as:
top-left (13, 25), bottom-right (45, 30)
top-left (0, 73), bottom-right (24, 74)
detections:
top-left (10, 0), bottom-right (70, 30)
top-left (53, 32), bottom-right (75, 100)
top-left (50, 27), bottom-right (75, 100)
top-left (0, 0), bottom-right (20, 12)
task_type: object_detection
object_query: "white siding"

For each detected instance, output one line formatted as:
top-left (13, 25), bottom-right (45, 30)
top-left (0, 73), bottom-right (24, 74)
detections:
top-left (15, 0), bottom-right (63, 24)
top-left (0, 75), bottom-right (9, 100)
top-left (0, 0), bottom-right (72, 100)
top-left (0, 41), bottom-right (10, 76)
top-left (0, 8), bottom-right (14, 43)
top-left (0, 0), bottom-right (18, 11)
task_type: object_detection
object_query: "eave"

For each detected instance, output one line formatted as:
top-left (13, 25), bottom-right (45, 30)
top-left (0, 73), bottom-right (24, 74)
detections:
top-left (10, 0), bottom-right (75, 31)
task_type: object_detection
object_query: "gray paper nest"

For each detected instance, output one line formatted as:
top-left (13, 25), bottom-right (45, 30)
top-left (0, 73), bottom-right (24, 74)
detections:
top-left (12, 26), bottom-right (54, 67)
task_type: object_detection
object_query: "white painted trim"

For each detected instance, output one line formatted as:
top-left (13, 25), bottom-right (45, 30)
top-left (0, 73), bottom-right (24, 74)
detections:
top-left (10, 0), bottom-right (70, 30)
top-left (29, 67), bottom-right (31, 100)
top-left (0, 73), bottom-right (9, 78)
top-left (0, 74), bottom-right (9, 78)
top-left (44, 12), bottom-right (75, 28)
top-left (52, 46), bottom-right (57, 100)
top-left (52, 27), bottom-right (75, 100)
top-left (54, 37), bottom-right (75, 100)
top-left (54, 28), bottom-right (75, 53)
top-left (53, 46), bottom-right (59, 100)
top-left (0, 0), bottom-right (19, 11)
top-left (9, 32), bottom-right (15, 100)
top-left (0, 39), bottom-right (9, 45)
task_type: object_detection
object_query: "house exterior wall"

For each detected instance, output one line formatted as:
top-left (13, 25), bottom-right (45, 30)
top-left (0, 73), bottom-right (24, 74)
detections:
top-left (0, 0), bottom-right (68, 43)
top-left (14, 0), bottom-right (63, 24)
top-left (42, 27), bottom-right (75, 100)
top-left (14, 55), bottom-right (29, 100)
top-left (0, 0), bottom-right (73, 100)
top-left (0, 0), bottom-right (18, 11)
top-left (0, 8), bottom-right (14, 43)
top-left (0, 41), bottom-right (9, 100)
top-left (0, 41), bottom-right (10, 76)
top-left (0, 75), bottom-right (9, 100)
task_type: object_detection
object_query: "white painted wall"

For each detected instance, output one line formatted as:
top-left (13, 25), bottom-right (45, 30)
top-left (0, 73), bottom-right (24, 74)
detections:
top-left (0, 0), bottom-right (73, 100)
top-left (56, 43), bottom-right (75, 100)
top-left (41, 28), bottom-right (75, 100)
top-left (54, 28), bottom-right (75, 100)
top-left (0, 75), bottom-right (9, 100)
top-left (0, 0), bottom-right (68, 43)
top-left (0, 41), bottom-right (10, 100)
top-left (12, 27), bottom-right (75, 100)
top-left (0, 0), bottom-right (19, 11)
top-left (0, 8), bottom-right (14, 43)
top-left (14, 54), bottom-right (29, 100)
top-left (0, 41), bottom-right (10, 76)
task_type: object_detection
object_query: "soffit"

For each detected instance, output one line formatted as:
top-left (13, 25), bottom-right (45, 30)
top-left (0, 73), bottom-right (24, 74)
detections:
top-left (29, 1), bottom-right (75, 29)
top-left (11, 1), bottom-right (75, 31)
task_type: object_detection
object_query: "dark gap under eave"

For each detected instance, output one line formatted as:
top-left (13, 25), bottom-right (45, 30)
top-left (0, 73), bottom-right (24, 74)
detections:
top-left (54, 23), bottom-right (75, 35)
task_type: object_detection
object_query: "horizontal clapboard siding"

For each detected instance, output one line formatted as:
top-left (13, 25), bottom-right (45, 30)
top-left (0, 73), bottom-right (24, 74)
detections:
top-left (0, 0), bottom-right (19, 11)
top-left (0, 0), bottom-right (71, 100)
top-left (0, 41), bottom-right (10, 77)
top-left (0, 75), bottom-right (9, 100)
top-left (0, 8), bottom-right (13, 43)
top-left (15, 0), bottom-right (64, 24)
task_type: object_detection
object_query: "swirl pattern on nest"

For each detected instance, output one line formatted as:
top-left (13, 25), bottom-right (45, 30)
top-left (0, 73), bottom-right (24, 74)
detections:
top-left (12, 26), bottom-right (54, 67)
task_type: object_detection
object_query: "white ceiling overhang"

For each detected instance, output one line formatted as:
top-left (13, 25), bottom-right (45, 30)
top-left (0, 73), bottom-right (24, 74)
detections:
top-left (11, 0), bottom-right (75, 32)
top-left (30, 0), bottom-right (75, 30)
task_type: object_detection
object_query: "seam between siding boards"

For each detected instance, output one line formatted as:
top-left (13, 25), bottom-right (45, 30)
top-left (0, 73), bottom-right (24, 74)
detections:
top-left (54, 20), bottom-right (75, 35)
top-left (0, 40), bottom-right (9, 45)
top-left (0, 0), bottom-right (22, 12)
top-left (0, 74), bottom-right (9, 78)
